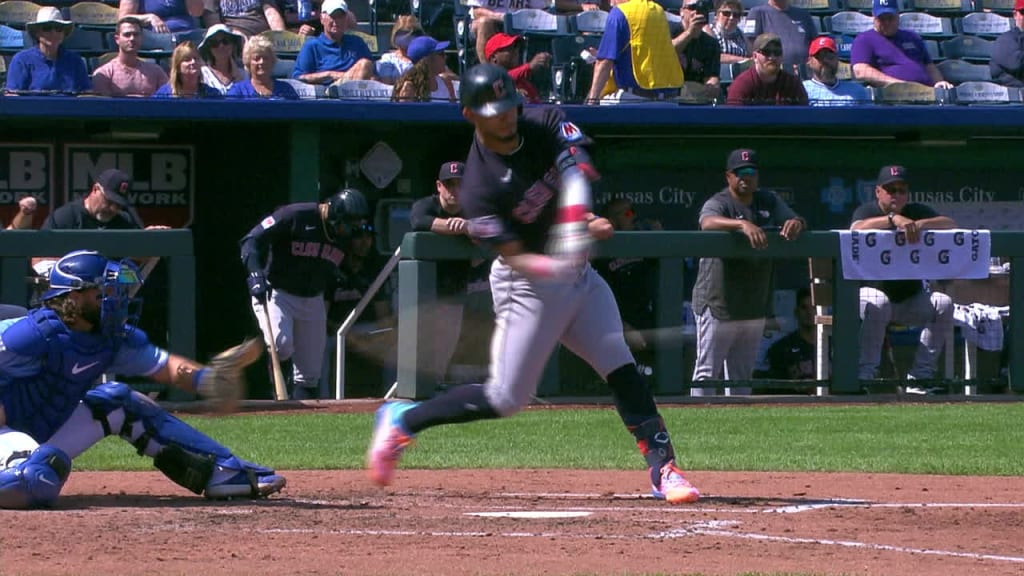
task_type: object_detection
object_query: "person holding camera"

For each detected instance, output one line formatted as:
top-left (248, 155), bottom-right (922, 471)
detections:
top-left (673, 0), bottom-right (721, 98)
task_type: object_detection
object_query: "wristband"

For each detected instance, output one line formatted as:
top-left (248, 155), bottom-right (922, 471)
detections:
top-left (887, 212), bottom-right (896, 228)
top-left (192, 367), bottom-right (208, 393)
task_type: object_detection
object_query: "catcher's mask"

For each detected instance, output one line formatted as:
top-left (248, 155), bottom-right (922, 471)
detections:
top-left (43, 250), bottom-right (143, 338)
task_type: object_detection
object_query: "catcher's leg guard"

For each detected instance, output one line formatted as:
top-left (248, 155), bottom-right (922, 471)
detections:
top-left (83, 382), bottom-right (282, 497)
top-left (0, 445), bottom-right (71, 509)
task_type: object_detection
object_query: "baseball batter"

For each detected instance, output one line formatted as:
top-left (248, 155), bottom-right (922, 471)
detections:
top-left (240, 189), bottom-right (370, 400)
top-left (0, 250), bottom-right (283, 509)
top-left (368, 64), bottom-right (700, 504)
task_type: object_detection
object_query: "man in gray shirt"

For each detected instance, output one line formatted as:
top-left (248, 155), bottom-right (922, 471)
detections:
top-left (690, 148), bottom-right (806, 396)
top-left (748, 0), bottom-right (816, 72)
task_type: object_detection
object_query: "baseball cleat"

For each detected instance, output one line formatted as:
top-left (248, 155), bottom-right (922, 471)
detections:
top-left (205, 470), bottom-right (287, 500)
top-left (651, 461), bottom-right (700, 504)
top-left (367, 400), bottom-right (417, 487)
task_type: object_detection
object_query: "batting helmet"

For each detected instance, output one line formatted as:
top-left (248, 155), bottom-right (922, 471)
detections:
top-left (459, 63), bottom-right (522, 117)
top-left (325, 188), bottom-right (370, 230)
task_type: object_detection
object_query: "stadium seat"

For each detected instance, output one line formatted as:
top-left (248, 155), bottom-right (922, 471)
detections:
top-left (898, 12), bottom-right (955, 38)
top-left (62, 27), bottom-right (106, 56)
top-left (347, 29), bottom-right (378, 54)
top-left (974, 0), bottom-right (1014, 12)
top-left (550, 33), bottom-right (601, 103)
top-left (958, 12), bottom-right (1012, 37)
top-left (0, 1), bottom-right (41, 29)
top-left (830, 33), bottom-right (854, 59)
top-left (346, 0), bottom-right (374, 24)
top-left (259, 29), bottom-right (307, 57)
top-left (504, 9), bottom-right (571, 36)
top-left (924, 38), bottom-right (941, 60)
top-left (789, 0), bottom-right (841, 14)
top-left (836, 59), bottom-right (853, 79)
top-left (0, 22), bottom-right (24, 52)
top-left (279, 77), bottom-right (326, 99)
top-left (936, 58), bottom-right (992, 82)
top-left (271, 56), bottom-right (295, 78)
top-left (720, 58), bottom-right (753, 85)
top-left (329, 78), bottom-right (393, 99)
top-left (741, 0), bottom-right (767, 9)
top-left (940, 35), bottom-right (993, 62)
top-left (825, 11), bottom-right (873, 35)
top-left (909, 0), bottom-right (971, 13)
top-left (871, 81), bottom-right (941, 104)
top-left (570, 10), bottom-right (607, 35)
top-left (951, 80), bottom-right (1021, 104)
top-left (0, 50), bottom-right (5, 83)
top-left (68, 1), bottom-right (117, 30)
top-left (844, 0), bottom-right (911, 11)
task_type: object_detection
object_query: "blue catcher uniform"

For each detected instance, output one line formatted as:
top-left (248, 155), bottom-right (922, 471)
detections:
top-left (0, 250), bottom-right (285, 509)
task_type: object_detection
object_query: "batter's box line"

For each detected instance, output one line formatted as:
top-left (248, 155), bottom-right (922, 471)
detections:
top-left (660, 521), bottom-right (1024, 564)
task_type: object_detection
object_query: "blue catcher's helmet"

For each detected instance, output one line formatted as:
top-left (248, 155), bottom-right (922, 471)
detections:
top-left (42, 250), bottom-right (142, 337)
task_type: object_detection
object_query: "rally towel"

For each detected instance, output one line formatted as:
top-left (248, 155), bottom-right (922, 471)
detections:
top-left (838, 229), bottom-right (991, 280)
top-left (953, 303), bottom-right (1009, 351)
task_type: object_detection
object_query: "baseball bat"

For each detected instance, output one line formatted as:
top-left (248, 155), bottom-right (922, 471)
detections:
top-left (261, 302), bottom-right (288, 401)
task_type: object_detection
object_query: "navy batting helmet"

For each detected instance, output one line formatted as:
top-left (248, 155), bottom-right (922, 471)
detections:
top-left (459, 63), bottom-right (522, 117)
top-left (325, 188), bottom-right (370, 229)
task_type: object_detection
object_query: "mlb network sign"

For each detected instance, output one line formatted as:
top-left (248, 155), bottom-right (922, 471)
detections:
top-left (0, 144), bottom-right (54, 224)
top-left (64, 144), bottom-right (195, 228)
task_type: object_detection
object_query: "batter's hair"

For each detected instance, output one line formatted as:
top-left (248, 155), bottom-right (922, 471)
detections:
top-left (43, 294), bottom-right (81, 325)
top-left (391, 59), bottom-right (433, 102)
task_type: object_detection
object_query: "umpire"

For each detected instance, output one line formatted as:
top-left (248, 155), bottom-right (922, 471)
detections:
top-left (240, 188), bottom-right (370, 400)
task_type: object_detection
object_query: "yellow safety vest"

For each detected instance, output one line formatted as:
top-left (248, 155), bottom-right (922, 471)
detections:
top-left (613, 0), bottom-right (683, 91)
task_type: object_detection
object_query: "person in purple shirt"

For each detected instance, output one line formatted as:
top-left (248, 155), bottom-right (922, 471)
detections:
top-left (4, 7), bottom-right (91, 94)
top-left (118, 0), bottom-right (201, 33)
top-left (292, 0), bottom-right (374, 84)
top-left (226, 35), bottom-right (300, 98)
top-left (850, 0), bottom-right (953, 89)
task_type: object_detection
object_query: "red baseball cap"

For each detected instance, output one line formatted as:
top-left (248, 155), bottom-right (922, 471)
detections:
top-left (484, 32), bottom-right (523, 60)
top-left (1016, 0), bottom-right (1024, 10)
top-left (808, 36), bottom-right (837, 57)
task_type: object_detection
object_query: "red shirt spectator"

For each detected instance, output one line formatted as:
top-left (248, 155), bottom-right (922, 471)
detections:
top-left (484, 32), bottom-right (547, 104)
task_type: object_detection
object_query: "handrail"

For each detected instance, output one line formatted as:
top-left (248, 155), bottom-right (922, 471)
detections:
top-left (333, 247), bottom-right (402, 399)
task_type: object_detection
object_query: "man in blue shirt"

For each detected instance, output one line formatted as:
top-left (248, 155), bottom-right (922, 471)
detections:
top-left (292, 0), bottom-right (374, 84)
top-left (802, 36), bottom-right (869, 106)
top-left (4, 7), bottom-right (90, 94)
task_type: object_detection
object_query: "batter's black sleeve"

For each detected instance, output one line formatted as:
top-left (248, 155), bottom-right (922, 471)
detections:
top-left (239, 208), bottom-right (288, 275)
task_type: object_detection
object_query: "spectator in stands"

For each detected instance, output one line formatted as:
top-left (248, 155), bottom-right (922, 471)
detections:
top-left (203, 0), bottom-right (287, 37)
top-left (586, 0), bottom-right (684, 103)
top-left (153, 41), bottom-right (222, 97)
top-left (485, 32), bottom-right (548, 104)
top-left (392, 36), bottom-right (457, 102)
top-left (690, 148), bottom-right (805, 396)
top-left (119, 0), bottom-right (201, 33)
top-left (376, 15), bottom-right (425, 84)
top-left (747, 0), bottom-right (815, 73)
top-left (726, 33), bottom-right (807, 104)
top-left (198, 24), bottom-right (248, 94)
top-left (850, 165), bottom-right (955, 392)
top-left (850, 0), bottom-right (953, 89)
top-left (92, 17), bottom-right (169, 97)
top-left (592, 198), bottom-right (661, 378)
top-left (467, 0), bottom-right (580, 65)
top-left (409, 161), bottom-right (472, 387)
top-left (673, 0), bottom-right (721, 98)
top-left (709, 0), bottom-right (751, 65)
top-left (292, 0), bottom-right (375, 84)
top-left (226, 34), bottom-right (300, 98)
top-left (756, 287), bottom-right (816, 380)
top-left (802, 36), bottom-right (869, 106)
top-left (4, 7), bottom-right (90, 95)
top-left (990, 0), bottom-right (1024, 87)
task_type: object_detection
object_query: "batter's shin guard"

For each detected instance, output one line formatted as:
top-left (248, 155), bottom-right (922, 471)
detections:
top-left (629, 417), bottom-right (676, 474)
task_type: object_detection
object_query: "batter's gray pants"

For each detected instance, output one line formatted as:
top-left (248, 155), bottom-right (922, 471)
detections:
top-left (252, 290), bottom-right (326, 394)
top-left (690, 307), bottom-right (764, 396)
top-left (858, 287), bottom-right (953, 380)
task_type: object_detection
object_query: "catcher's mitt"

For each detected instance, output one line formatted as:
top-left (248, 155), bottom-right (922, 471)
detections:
top-left (198, 338), bottom-right (263, 413)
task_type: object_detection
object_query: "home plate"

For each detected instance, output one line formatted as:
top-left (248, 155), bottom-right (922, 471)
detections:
top-left (466, 511), bottom-right (592, 519)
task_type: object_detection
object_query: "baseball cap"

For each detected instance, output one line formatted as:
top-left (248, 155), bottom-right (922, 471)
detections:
top-left (808, 36), bottom-right (837, 57)
top-left (726, 148), bottom-right (759, 172)
top-left (877, 165), bottom-right (907, 186)
top-left (321, 0), bottom-right (348, 15)
top-left (1016, 0), bottom-right (1024, 10)
top-left (407, 36), bottom-right (449, 64)
top-left (438, 161), bottom-right (465, 181)
top-left (484, 32), bottom-right (522, 60)
top-left (872, 0), bottom-right (898, 17)
top-left (752, 33), bottom-right (782, 53)
top-left (96, 168), bottom-right (132, 207)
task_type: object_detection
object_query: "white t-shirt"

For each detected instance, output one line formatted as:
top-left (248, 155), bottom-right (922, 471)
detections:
top-left (201, 64), bottom-right (249, 94)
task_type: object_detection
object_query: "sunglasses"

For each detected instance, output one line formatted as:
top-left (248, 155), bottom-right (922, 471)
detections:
top-left (351, 223), bottom-right (375, 235)
top-left (733, 167), bottom-right (758, 177)
top-left (1018, 8), bottom-right (1024, 14)
top-left (207, 36), bottom-right (232, 48)
top-left (37, 24), bottom-right (64, 33)
top-left (718, 10), bottom-right (740, 17)
top-left (758, 47), bottom-right (783, 57)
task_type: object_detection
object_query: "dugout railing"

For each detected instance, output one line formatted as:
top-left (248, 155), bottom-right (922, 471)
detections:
top-left (396, 230), bottom-right (1024, 399)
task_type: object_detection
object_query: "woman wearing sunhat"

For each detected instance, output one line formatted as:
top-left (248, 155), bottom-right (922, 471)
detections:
top-left (4, 7), bottom-right (90, 94)
top-left (197, 24), bottom-right (248, 94)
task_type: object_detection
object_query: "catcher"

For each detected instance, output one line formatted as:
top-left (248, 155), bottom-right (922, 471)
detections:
top-left (0, 250), bottom-right (283, 509)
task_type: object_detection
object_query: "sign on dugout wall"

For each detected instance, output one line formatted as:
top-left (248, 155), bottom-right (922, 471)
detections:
top-left (63, 144), bottom-right (196, 228)
top-left (0, 144), bottom-right (54, 227)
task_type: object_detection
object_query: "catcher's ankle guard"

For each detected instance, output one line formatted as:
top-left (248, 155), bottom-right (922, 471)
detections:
top-left (154, 445), bottom-right (215, 495)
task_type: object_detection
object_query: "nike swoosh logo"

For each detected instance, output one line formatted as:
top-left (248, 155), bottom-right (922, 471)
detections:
top-left (36, 474), bottom-right (56, 487)
top-left (305, 225), bottom-right (316, 231)
top-left (499, 169), bottom-right (512, 184)
top-left (71, 361), bottom-right (100, 375)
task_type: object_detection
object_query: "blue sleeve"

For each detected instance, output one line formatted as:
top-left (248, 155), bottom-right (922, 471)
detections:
top-left (294, 40), bottom-right (317, 77)
top-left (596, 8), bottom-right (628, 61)
top-left (107, 330), bottom-right (169, 377)
top-left (73, 54), bottom-right (91, 93)
top-left (5, 53), bottom-right (28, 91)
top-left (354, 37), bottom-right (372, 60)
top-left (226, 82), bottom-right (247, 97)
top-left (152, 83), bottom-right (172, 97)
top-left (277, 81), bottom-right (299, 99)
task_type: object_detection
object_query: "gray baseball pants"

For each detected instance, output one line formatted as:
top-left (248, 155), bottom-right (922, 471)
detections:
top-left (691, 307), bottom-right (764, 396)
top-left (252, 290), bottom-right (326, 394)
top-left (858, 287), bottom-right (953, 380)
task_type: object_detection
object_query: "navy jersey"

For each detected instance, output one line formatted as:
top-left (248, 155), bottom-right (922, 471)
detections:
top-left (593, 256), bottom-right (657, 330)
top-left (410, 195), bottom-right (471, 296)
top-left (42, 198), bottom-right (145, 230)
top-left (326, 253), bottom-right (391, 327)
top-left (850, 200), bottom-right (938, 303)
top-left (240, 202), bottom-right (347, 297)
top-left (461, 107), bottom-right (590, 254)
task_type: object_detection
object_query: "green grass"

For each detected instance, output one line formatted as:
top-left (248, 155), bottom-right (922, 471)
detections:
top-left (72, 403), bottom-right (1024, 476)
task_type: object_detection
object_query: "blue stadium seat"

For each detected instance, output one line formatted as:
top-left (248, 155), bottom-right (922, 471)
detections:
top-left (843, 0), bottom-right (910, 12)
top-left (0, 1), bottom-right (42, 29)
top-left (329, 78), bottom-right (393, 99)
top-left (63, 27), bottom-right (106, 55)
top-left (974, 0), bottom-right (1014, 13)
top-left (909, 0), bottom-right (971, 13)
top-left (549, 33), bottom-right (600, 103)
top-left (347, 29), bottom-right (379, 54)
top-left (898, 11), bottom-right (956, 38)
top-left (504, 9), bottom-right (572, 36)
top-left (0, 22), bottom-right (24, 52)
top-left (941, 34), bottom-right (994, 62)
top-left (951, 80), bottom-right (1021, 104)
top-left (958, 11), bottom-right (1012, 37)
top-left (825, 10), bottom-right (873, 34)
top-left (272, 56), bottom-right (295, 78)
top-left (871, 81), bottom-right (943, 104)
top-left (68, 1), bottom-right (117, 30)
top-left (936, 57), bottom-right (993, 82)
top-left (569, 9), bottom-right (607, 34)
top-left (258, 29), bottom-right (307, 58)
top-left (279, 77), bottom-right (326, 99)
top-left (790, 0), bottom-right (841, 14)
top-left (829, 33), bottom-right (854, 59)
